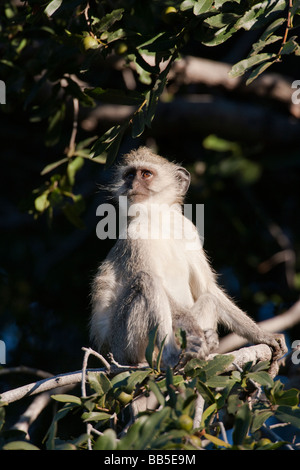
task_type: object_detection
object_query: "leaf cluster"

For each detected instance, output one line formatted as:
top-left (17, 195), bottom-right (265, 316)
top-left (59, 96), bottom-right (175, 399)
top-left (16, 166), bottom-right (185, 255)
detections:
top-left (1, 1), bottom-right (300, 224)
top-left (1, 345), bottom-right (299, 450)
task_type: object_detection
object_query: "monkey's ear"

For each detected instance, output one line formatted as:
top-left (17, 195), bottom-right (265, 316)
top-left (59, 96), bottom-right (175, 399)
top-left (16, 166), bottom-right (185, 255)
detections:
top-left (176, 167), bottom-right (191, 195)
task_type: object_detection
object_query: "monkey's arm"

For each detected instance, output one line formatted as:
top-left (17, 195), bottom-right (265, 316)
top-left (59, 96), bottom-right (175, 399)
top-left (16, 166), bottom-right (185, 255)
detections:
top-left (214, 286), bottom-right (287, 359)
top-left (189, 249), bottom-right (287, 359)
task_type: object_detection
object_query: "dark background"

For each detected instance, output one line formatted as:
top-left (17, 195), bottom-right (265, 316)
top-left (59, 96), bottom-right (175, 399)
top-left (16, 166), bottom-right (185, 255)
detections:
top-left (1, 5), bottom-right (300, 385)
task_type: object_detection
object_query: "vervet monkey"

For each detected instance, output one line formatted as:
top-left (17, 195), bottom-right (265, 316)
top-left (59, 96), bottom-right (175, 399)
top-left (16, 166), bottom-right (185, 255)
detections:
top-left (90, 147), bottom-right (287, 366)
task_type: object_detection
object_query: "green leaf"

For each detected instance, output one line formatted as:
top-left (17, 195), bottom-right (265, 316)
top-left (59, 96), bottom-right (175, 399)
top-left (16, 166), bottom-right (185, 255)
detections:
top-left (45, 403), bottom-right (75, 450)
top-left (148, 379), bottom-right (165, 407)
top-left (111, 371), bottom-right (131, 389)
top-left (90, 126), bottom-right (121, 157)
top-left (232, 402), bottom-right (251, 445)
top-left (227, 393), bottom-right (243, 415)
top-left (82, 411), bottom-right (111, 422)
top-left (258, 17), bottom-right (286, 42)
top-left (104, 126), bottom-right (125, 169)
top-left (131, 109), bottom-right (145, 138)
top-left (41, 158), bottom-right (69, 176)
top-left (92, 9), bottom-right (124, 34)
top-left (67, 157), bottom-right (84, 186)
top-left (51, 394), bottom-right (81, 405)
top-left (274, 388), bottom-right (300, 407)
top-left (166, 367), bottom-right (177, 407)
top-left (90, 123), bottom-right (127, 166)
top-left (202, 25), bottom-right (238, 46)
top-left (193, 0), bottom-right (213, 16)
top-left (201, 402), bottom-right (217, 428)
top-left (45, 103), bottom-right (66, 147)
top-left (247, 371), bottom-right (274, 388)
top-left (125, 370), bottom-right (151, 393)
top-left (3, 441), bottom-right (40, 450)
top-left (156, 335), bottom-right (167, 373)
top-left (200, 354), bottom-right (234, 379)
top-left (204, 13), bottom-right (240, 29)
top-left (251, 34), bottom-right (282, 55)
top-left (203, 433), bottom-right (231, 448)
top-left (281, 38), bottom-right (300, 55)
top-left (44, 0), bottom-right (62, 17)
top-left (251, 360), bottom-right (270, 372)
top-left (180, 0), bottom-right (196, 11)
top-left (137, 407), bottom-right (171, 450)
top-left (34, 192), bottom-right (50, 213)
top-left (205, 375), bottom-right (232, 388)
top-left (94, 429), bottom-right (117, 450)
top-left (229, 52), bottom-right (277, 78)
top-left (246, 60), bottom-right (276, 85)
top-left (145, 326), bottom-right (159, 368)
top-left (88, 371), bottom-right (112, 395)
top-left (251, 410), bottom-right (274, 432)
top-left (275, 406), bottom-right (300, 428)
top-left (196, 380), bottom-right (215, 405)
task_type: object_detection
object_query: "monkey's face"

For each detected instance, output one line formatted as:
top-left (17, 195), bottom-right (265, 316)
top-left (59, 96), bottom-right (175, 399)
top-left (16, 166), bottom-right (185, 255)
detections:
top-left (112, 148), bottom-right (191, 206)
top-left (122, 166), bottom-right (156, 203)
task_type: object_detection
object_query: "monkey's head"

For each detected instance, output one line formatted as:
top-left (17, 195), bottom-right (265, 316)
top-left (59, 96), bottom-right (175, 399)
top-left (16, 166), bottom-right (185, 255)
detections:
top-left (112, 147), bottom-right (191, 206)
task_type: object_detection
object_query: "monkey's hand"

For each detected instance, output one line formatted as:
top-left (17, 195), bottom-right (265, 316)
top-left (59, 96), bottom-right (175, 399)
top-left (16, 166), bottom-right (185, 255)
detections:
top-left (259, 332), bottom-right (287, 360)
top-left (204, 329), bottom-right (219, 354)
top-left (183, 334), bottom-right (210, 361)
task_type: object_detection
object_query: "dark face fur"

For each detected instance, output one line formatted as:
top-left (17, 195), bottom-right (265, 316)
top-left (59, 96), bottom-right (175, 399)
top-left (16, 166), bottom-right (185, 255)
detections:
top-left (122, 166), bottom-right (157, 203)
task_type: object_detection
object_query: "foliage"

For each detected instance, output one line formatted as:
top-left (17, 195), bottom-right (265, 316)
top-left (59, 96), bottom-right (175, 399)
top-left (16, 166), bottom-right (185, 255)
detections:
top-left (1, 349), bottom-right (300, 450)
top-left (1, 0), bottom-right (300, 451)
top-left (1, 0), bottom-right (300, 223)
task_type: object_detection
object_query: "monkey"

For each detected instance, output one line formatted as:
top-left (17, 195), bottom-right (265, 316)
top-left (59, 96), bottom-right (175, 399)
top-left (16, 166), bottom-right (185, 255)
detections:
top-left (90, 146), bottom-right (287, 367)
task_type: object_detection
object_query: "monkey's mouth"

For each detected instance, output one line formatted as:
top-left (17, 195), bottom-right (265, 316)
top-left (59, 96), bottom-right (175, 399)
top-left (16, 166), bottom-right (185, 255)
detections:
top-left (128, 191), bottom-right (148, 200)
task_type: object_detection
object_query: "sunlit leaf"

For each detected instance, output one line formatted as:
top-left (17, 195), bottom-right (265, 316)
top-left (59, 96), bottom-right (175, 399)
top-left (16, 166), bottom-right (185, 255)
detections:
top-left (229, 52), bottom-right (276, 78)
top-left (51, 394), bottom-right (82, 405)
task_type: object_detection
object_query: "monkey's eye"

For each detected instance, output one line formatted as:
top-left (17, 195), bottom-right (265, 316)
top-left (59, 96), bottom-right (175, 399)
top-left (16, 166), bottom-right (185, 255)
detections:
top-left (141, 170), bottom-right (153, 179)
top-left (123, 169), bottom-right (135, 180)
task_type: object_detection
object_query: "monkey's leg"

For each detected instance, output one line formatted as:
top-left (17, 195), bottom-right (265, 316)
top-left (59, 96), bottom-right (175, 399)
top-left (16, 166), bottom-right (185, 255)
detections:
top-left (185, 293), bottom-right (220, 355)
top-left (110, 272), bottom-right (180, 366)
top-left (172, 298), bottom-right (216, 361)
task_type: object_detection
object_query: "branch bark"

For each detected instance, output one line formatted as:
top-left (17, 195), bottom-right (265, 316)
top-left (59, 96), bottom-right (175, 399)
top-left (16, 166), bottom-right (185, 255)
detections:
top-left (169, 56), bottom-right (300, 117)
top-left (0, 344), bottom-right (276, 405)
top-left (81, 95), bottom-right (300, 147)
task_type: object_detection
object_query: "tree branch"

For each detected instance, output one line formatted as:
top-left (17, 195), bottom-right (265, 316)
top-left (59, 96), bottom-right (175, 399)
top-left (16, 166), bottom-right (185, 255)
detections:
top-left (0, 344), bottom-right (277, 405)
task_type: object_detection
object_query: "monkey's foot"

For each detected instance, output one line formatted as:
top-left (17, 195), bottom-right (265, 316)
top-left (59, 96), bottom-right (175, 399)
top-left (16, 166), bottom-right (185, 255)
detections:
top-left (183, 335), bottom-right (210, 361)
top-left (204, 329), bottom-right (219, 354)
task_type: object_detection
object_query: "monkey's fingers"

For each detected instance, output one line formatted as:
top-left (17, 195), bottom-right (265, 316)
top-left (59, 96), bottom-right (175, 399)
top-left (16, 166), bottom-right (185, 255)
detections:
top-left (183, 335), bottom-right (210, 361)
top-left (269, 333), bottom-right (288, 360)
top-left (204, 329), bottom-right (219, 354)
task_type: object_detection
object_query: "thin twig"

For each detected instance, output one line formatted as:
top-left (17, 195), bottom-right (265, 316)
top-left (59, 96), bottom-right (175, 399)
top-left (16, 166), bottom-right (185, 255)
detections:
top-left (193, 392), bottom-right (205, 429)
top-left (262, 423), bottom-right (294, 450)
top-left (278, 0), bottom-right (293, 57)
top-left (80, 347), bottom-right (112, 450)
top-left (82, 347), bottom-right (111, 372)
top-left (67, 97), bottom-right (79, 157)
